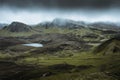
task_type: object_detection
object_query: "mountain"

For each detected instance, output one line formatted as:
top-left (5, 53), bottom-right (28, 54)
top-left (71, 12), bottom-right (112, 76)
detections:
top-left (37, 18), bottom-right (120, 31)
top-left (3, 22), bottom-right (32, 32)
top-left (94, 36), bottom-right (120, 55)
top-left (52, 18), bottom-right (86, 28)
top-left (0, 23), bottom-right (8, 29)
top-left (89, 22), bottom-right (120, 31)
top-left (38, 18), bottom-right (86, 29)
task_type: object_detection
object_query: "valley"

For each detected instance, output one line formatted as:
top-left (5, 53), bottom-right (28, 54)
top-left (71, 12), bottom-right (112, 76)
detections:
top-left (0, 20), bottom-right (120, 80)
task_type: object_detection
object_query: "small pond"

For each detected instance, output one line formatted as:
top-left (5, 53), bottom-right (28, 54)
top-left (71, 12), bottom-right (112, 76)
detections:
top-left (22, 43), bottom-right (43, 47)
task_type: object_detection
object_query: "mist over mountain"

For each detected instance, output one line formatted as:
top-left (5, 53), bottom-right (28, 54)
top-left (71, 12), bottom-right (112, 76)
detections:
top-left (39, 18), bottom-right (86, 28)
top-left (37, 18), bottom-right (120, 30)
top-left (89, 22), bottom-right (120, 30)
top-left (0, 23), bottom-right (8, 29)
top-left (1, 18), bottom-right (120, 32)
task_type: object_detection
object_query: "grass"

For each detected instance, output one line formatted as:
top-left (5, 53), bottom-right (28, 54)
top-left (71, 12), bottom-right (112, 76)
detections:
top-left (0, 30), bottom-right (40, 37)
top-left (0, 52), bottom-right (12, 59)
top-left (16, 52), bottom-right (115, 70)
top-left (0, 47), bottom-right (119, 80)
top-left (40, 27), bottom-right (98, 36)
top-left (13, 50), bottom-right (120, 80)
top-left (34, 72), bottom-right (115, 80)
top-left (0, 27), bottom-right (119, 80)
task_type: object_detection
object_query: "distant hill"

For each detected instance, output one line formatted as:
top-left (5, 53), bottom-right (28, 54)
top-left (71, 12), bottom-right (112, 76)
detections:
top-left (36, 18), bottom-right (120, 31)
top-left (94, 36), bottom-right (120, 55)
top-left (89, 22), bottom-right (120, 31)
top-left (52, 18), bottom-right (85, 28)
top-left (37, 18), bottom-right (86, 29)
top-left (3, 22), bottom-right (32, 32)
top-left (0, 23), bottom-right (8, 29)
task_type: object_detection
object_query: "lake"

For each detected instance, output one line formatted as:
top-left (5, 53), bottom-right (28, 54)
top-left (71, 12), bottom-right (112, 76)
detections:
top-left (22, 43), bottom-right (43, 47)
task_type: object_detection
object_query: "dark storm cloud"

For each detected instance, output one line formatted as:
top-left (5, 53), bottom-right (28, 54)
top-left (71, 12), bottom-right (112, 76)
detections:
top-left (0, 0), bottom-right (120, 24)
top-left (0, 0), bottom-right (120, 9)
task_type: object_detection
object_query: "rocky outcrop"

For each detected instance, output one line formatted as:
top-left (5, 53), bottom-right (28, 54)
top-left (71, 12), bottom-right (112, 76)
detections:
top-left (3, 22), bottom-right (32, 32)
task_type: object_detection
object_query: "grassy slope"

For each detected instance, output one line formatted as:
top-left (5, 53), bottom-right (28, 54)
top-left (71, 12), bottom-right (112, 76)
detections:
top-left (0, 27), bottom-right (119, 80)
top-left (0, 30), bottom-right (40, 37)
top-left (14, 52), bottom-right (120, 80)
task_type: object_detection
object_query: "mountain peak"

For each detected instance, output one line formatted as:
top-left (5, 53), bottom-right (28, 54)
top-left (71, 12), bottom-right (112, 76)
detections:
top-left (3, 22), bottom-right (32, 32)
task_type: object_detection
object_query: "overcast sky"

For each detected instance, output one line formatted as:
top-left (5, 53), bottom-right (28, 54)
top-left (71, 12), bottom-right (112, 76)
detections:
top-left (0, 0), bottom-right (120, 24)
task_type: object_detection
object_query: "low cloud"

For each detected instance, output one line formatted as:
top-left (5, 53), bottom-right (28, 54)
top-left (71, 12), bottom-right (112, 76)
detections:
top-left (0, 7), bottom-right (120, 24)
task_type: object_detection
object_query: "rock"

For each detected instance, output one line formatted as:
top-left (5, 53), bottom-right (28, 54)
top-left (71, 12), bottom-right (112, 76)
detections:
top-left (3, 22), bottom-right (32, 32)
top-left (42, 72), bottom-right (52, 77)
